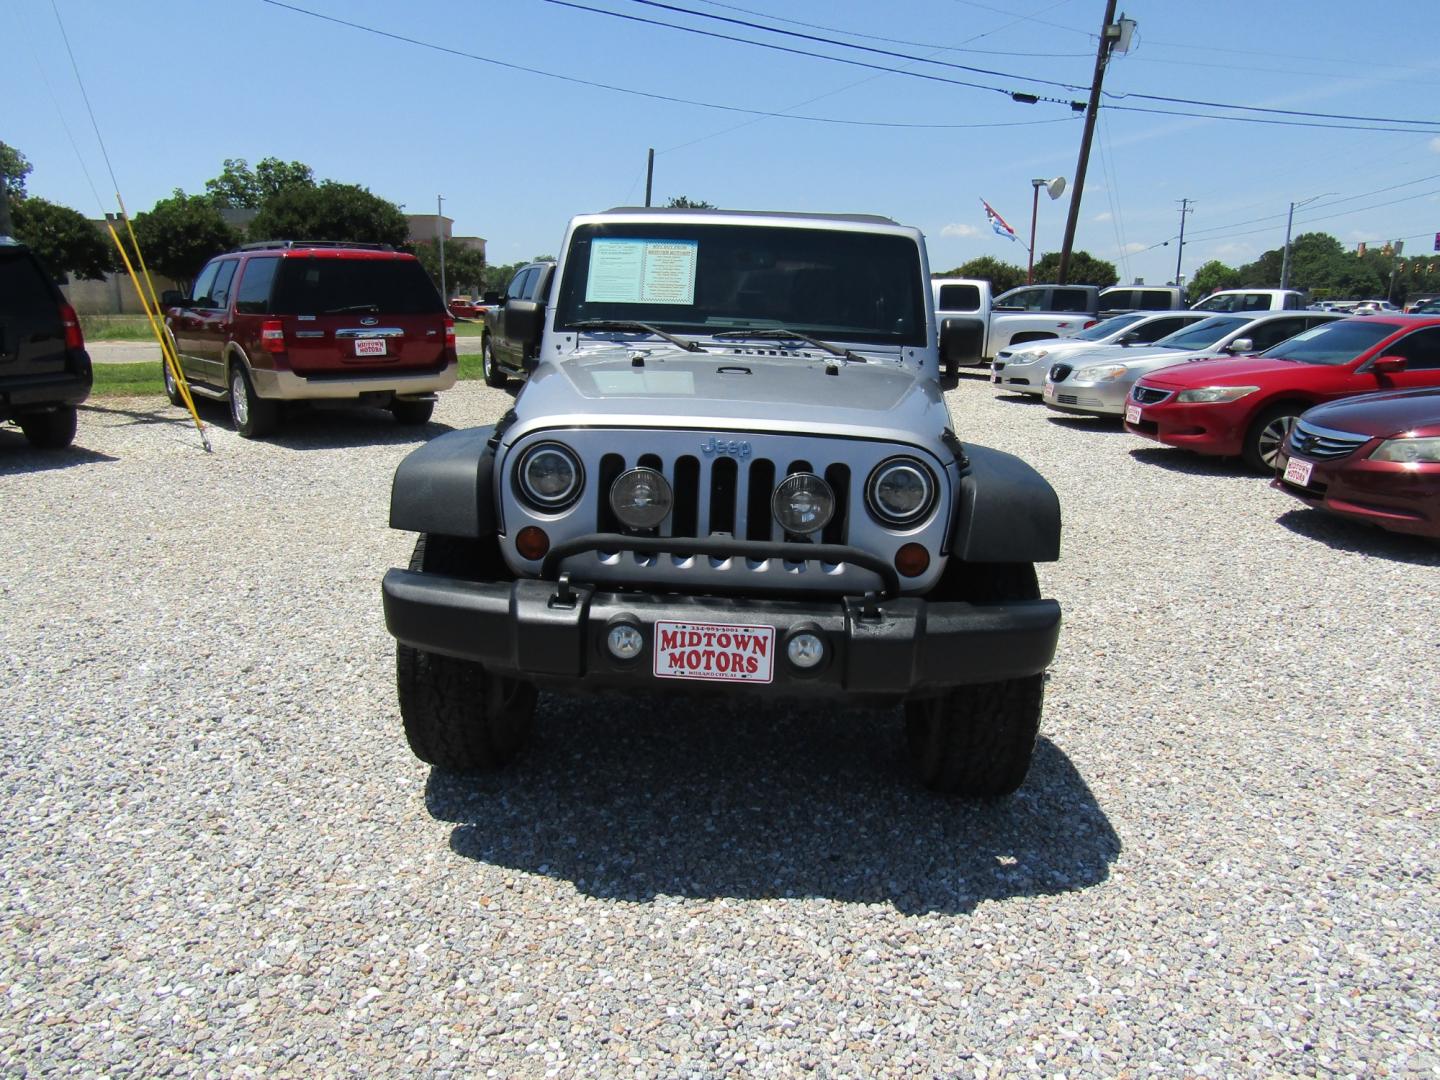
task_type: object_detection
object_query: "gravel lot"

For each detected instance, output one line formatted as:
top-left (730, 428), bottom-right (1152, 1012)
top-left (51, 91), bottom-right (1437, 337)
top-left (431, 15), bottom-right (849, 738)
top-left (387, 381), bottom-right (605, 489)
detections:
top-left (2, 376), bottom-right (1437, 1077)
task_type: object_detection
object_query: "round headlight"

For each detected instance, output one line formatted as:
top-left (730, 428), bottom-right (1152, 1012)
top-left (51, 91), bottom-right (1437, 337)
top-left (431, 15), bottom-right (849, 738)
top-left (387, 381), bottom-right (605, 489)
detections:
top-left (516, 442), bottom-right (583, 510)
top-left (771, 472), bottom-right (835, 535)
top-left (610, 467), bottom-right (673, 529)
top-left (866, 458), bottom-right (935, 526)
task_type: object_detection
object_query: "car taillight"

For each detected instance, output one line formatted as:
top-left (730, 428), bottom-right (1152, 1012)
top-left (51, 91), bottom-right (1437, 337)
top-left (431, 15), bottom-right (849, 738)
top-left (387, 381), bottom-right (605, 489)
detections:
top-left (445, 316), bottom-right (456, 349)
top-left (59, 302), bottom-right (85, 350)
top-left (1081, 320), bottom-right (1097, 330)
top-left (261, 319), bottom-right (286, 353)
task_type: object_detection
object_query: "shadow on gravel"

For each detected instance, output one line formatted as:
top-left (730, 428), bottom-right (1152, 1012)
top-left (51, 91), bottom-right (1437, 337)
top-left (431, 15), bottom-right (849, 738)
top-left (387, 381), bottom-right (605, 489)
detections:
top-left (80, 401), bottom-right (189, 427)
top-left (1045, 414), bottom-right (1127, 433)
top-left (994, 392), bottom-right (1045, 405)
top-left (1127, 445), bottom-right (1252, 477)
top-left (1276, 508), bottom-right (1440, 565)
top-left (0, 432), bottom-right (118, 473)
top-left (428, 697), bottom-right (1119, 915)
top-left (263, 408), bottom-right (456, 452)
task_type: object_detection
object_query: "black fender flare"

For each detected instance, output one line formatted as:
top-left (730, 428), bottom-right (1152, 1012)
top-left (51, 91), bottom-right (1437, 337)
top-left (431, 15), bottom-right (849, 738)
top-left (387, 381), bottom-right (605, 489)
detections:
top-left (389, 425), bottom-right (498, 538)
top-left (949, 442), bottom-right (1061, 563)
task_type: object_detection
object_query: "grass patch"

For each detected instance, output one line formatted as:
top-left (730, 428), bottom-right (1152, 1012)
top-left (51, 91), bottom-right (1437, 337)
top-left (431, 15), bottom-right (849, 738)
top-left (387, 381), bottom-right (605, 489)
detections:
top-left (452, 321), bottom-right (486, 337)
top-left (80, 315), bottom-right (159, 342)
top-left (458, 354), bottom-right (486, 381)
top-left (91, 362), bottom-right (165, 397)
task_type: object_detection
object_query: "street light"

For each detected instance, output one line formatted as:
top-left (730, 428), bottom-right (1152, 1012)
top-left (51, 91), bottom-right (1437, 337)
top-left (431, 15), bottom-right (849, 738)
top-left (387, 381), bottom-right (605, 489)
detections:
top-left (1028, 176), bottom-right (1066, 284)
top-left (1280, 193), bottom-right (1334, 291)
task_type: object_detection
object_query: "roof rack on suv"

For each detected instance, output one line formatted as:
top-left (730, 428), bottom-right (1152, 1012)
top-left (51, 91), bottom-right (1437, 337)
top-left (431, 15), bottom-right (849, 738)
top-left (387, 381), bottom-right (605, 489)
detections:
top-left (237, 240), bottom-right (395, 252)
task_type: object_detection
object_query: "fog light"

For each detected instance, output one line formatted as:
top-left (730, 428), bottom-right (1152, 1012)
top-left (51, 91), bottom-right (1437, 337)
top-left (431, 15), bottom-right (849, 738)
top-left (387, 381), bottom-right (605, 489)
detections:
top-left (610, 467), bottom-right (673, 529)
top-left (787, 632), bottom-right (825, 669)
top-left (894, 542), bottom-right (929, 577)
top-left (606, 624), bottom-right (644, 660)
top-left (771, 472), bottom-right (835, 535)
top-left (516, 526), bottom-right (550, 560)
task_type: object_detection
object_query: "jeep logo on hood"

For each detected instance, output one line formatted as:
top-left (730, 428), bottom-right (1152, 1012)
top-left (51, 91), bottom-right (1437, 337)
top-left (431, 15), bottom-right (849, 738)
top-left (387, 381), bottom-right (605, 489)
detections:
top-left (701, 437), bottom-right (752, 457)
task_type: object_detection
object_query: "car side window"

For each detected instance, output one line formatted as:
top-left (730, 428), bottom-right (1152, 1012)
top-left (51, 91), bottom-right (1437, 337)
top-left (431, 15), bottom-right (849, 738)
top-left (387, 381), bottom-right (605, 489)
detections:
top-left (210, 260), bottom-right (239, 310)
top-left (1242, 294), bottom-right (1269, 312)
top-left (1140, 292), bottom-right (1171, 310)
top-left (1382, 327), bottom-right (1440, 370)
top-left (1104, 290), bottom-right (1134, 309)
top-left (1136, 317), bottom-right (1183, 342)
top-left (507, 268), bottom-right (535, 301)
top-left (1053, 289), bottom-right (1091, 313)
top-left (190, 261), bottom-right (221, 307)
top-left (523, 268), bottom-right (549, 302)
top-left (936, 284), bottom-right (981, 311)
top-left (234, 257), bottom-right (279, 315)
top-left (1249, 318), bottom-right (1305, 351)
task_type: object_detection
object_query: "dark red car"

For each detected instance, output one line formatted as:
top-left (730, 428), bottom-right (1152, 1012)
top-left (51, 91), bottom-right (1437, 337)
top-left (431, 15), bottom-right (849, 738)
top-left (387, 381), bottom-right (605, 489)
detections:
top-left (1124, 316), bottom-right (1440, 470)
top-left (1272, 388), bottom-right (1440, 539)
top-left (447, 297), bottom-right (479, 319)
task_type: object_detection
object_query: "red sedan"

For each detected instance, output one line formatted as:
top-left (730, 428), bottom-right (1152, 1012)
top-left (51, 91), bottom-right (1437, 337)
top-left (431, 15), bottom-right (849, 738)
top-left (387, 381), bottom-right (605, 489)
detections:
top-left (1124, 316), bottom-right (1440, 471)
top-left (447, 298), bottom-right (480, 319)
top-left (1272, 388), bottom-right (1440, 539)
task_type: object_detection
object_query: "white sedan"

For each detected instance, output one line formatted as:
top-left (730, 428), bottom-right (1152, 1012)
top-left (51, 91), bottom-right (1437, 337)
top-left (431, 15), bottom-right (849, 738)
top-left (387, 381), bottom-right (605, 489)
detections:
top-left (991, 311), bottom-right (1210, 396)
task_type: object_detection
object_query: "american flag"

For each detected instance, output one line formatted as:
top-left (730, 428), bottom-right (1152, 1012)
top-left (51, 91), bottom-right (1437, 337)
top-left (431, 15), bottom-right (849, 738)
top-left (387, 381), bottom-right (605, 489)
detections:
top-left (981, 198), bottom-right (1019, 242)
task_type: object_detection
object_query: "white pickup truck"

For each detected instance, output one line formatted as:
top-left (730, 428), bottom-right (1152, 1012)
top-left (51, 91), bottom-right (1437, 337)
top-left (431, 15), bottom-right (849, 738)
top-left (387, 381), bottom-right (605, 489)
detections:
top-left (933, 278), bottom-right (1100, 375)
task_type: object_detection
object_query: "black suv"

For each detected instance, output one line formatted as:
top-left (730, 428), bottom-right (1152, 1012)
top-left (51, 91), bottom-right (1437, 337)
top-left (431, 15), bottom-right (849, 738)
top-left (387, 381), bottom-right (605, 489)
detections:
top-left (0, 238), bottom-right (93, 449)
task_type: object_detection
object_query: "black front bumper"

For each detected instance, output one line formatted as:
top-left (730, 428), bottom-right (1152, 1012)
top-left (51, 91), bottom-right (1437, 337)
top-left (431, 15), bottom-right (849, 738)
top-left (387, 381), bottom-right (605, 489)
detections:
top-left (0, 351), bottom-right (93, 419)
top-left (382, 570), bottom-right (1061, 700)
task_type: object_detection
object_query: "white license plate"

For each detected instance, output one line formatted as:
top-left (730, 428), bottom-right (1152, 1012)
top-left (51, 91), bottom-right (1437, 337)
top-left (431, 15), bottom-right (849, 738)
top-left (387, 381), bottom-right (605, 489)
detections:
top-left (1044, 380), bottom-right (1055, 397)
top-left (354, 338), bottom-right (387, 357)
top-left (653, 621), bottom-right (775, 684)
top-left (1284, 458), bottom-right (1314, 486)
top-left (991, 370), bottom-right (1001, 383)
top-left (1125, 404), bottom-right (1141, 424)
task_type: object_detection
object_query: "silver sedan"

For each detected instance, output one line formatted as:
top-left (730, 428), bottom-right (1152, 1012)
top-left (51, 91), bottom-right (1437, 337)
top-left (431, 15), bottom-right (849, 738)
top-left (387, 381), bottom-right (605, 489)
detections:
top-left (991, 311), bottom-right (1210, 396)
top-left (1041, 311), bottom-right (1341, 417)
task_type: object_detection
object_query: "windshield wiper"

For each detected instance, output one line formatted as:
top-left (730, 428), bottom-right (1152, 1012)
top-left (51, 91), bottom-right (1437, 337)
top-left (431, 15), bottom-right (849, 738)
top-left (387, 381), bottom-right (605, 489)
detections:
top-left (571, 319), bottom-right (703, 353)
top-left (711, 328), bottom-right (867, 363)
top-left (323, 304), bottom-right (380, 314)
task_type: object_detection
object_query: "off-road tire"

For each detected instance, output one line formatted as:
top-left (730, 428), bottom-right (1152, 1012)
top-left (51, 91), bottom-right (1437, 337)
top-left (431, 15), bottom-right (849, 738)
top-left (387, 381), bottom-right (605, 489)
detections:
top-left (1243, 402), bottom-right (1304, 473)
top-left (390, 398), bottom-right (435, 426)
top-left (228, 362), bottom-right (278, 439)
top-left (395, 534), bottom-right (535, 771)
top-left (904, 559), bottom-right (1044, 796)
top-left (17, 407), bottom-right (78, 449)
top-left (481, 336), bottom-right (507, 388)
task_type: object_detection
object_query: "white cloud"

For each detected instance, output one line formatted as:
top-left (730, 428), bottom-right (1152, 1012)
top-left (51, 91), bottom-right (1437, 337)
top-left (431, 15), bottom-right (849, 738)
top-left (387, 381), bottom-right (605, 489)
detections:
top-left (1093, 212), bottom-right (1113, 223)
top-left (1430, 136), bottom-right (1440, 153)
top-left (1122, 242), bottom-right (1147, 254)
top-left (942, 223), bottom-right (979, 238)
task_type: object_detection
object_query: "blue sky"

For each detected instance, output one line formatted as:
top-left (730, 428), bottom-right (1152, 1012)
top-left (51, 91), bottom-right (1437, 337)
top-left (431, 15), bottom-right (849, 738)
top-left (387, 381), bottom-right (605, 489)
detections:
top-left (8, 0), bottom-right (1440, 286)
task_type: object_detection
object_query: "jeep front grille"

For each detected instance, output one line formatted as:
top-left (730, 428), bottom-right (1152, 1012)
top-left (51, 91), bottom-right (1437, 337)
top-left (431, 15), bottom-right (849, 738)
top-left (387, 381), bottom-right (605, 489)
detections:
top-left (595, 451), bottom-right (852, 546)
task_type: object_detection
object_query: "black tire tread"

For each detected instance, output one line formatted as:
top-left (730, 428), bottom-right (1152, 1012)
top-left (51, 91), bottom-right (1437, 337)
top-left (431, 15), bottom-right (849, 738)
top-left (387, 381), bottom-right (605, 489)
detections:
top-left (17, 407), bottom-right (78, 449)
top-left (230, 362), bottom-right (278, 438)
top-left (482, 336), bottom-right (508, 388)
top-left (905, 674), bottom-right (1045, 797)
top-left (391, 398), bottom-right (435, 426)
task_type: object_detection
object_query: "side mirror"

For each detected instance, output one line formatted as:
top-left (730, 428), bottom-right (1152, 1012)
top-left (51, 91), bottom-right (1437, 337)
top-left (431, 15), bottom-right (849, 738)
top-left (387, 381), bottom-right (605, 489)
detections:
top-left (1225, 337), bottom-right (1254, 353)
top-left (1372, 355), bottom-right (1407, 374)
top-left (505, 299), bottom-right (545, 351)
top-left (160, 289), bottom-right (183, 309)
top-left (482, 291), bottom-right (502, 305)
top-left (1118, 331), bottom-right (1141, 345)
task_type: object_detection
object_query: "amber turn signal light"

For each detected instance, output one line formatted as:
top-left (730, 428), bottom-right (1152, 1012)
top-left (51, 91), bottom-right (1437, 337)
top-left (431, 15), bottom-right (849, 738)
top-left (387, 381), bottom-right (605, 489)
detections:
top-left (894, 543), bottom-right (929, 578)
top-left (516, 526), bottom-right (550, 560)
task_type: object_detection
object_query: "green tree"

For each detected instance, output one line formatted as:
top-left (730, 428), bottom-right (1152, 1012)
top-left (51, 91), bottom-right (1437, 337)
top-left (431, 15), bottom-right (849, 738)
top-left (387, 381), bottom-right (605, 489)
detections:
top-left (413, 238), bottom-right (486, 297)
top-left (11, 196), bottom-right (115, 281)
top-left (129, 190), bottom-right (239, 286)
top-left (1032, 250), bottom-right (1117, 287)
top-left (205, 156), bottom-right (316, 209)
top-left (1189, 260), bottom-right (1239, 296)
top-left (665, 195), bottom-right (716, 209)
top-left (1, 141), bottom-right (33, 198)
top-left (937, 256), bottom-right (1026, 293)
top-left (247, 182), bottom-right (408, 247)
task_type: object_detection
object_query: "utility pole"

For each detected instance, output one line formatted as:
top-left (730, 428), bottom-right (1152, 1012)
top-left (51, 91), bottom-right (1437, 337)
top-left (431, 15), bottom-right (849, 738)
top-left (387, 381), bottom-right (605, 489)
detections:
top-left (1057, 0), bottom-right (1123, 284)
top-left (645, 148), bottom-right (655, 208)
top-left (1174, 198), bottom-right (1192, 286)
top-left (436, 194), bottom-right (447, 302)
top-left (0, 169), bottom-right (12, 237)
top-left (1280, 193), bottom-right (1333, 291)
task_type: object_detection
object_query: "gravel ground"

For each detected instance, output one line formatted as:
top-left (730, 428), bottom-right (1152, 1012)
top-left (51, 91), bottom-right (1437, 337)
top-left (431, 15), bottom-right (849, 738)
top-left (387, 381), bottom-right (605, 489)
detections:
top-left (2, 376), bottom-right (1437, 1077)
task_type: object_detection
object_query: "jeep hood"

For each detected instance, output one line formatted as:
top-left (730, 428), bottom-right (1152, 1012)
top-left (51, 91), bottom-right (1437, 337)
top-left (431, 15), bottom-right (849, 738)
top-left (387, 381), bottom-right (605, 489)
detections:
top-left (510, 343), bottom-right (947, 441)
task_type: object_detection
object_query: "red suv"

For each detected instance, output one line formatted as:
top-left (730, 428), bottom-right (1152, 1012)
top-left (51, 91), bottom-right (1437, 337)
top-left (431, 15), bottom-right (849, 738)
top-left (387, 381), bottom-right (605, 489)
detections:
top-left (163, 241), bottom-right (456, 437)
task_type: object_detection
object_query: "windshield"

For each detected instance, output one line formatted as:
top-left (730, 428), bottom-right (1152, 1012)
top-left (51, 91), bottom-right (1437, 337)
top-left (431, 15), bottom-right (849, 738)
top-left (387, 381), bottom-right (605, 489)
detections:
top-left (1259, 320), bottom-right (1395, 365)
top-left (1151, 314), bottom-right (1249, 349)
top-left (1077, 313), bottom-right (1144, 341)
top-left (554, 222), bottom-right (927, 347)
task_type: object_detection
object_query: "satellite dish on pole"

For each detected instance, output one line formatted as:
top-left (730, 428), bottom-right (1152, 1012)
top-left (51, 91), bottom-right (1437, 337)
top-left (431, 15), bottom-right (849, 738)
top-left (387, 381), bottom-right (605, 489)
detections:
top-left (1046, 176), bottom-right (1067, 200)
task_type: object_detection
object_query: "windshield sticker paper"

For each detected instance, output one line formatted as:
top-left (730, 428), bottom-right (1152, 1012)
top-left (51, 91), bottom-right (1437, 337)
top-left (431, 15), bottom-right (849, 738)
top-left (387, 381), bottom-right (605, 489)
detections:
top-left (585, 239), bottom-right (698, 305)
top-left (591, 371), bottom-right (696, 396)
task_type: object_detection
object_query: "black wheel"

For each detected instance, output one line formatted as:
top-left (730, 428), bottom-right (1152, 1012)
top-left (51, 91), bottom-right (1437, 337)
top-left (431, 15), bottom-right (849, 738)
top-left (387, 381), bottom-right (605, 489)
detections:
top-left (391, 398), bottom-right (435, 426)
top-left (481, 335), bottom-right (507, 388)
top-left (1243, 402), bottom-right (1304, 473)
top-left (17, 407), bottom-right (77, 449)
top-left (395, 535), bottom-right (535, 772)
top-left (228, 363), bottom-right (278, 438)
top-left (163, 356), bottom-right (185, 407)
top-left (904, 560), bottom-right (1044, 796)
top-left (904, 675), bottom-right (1045, 797)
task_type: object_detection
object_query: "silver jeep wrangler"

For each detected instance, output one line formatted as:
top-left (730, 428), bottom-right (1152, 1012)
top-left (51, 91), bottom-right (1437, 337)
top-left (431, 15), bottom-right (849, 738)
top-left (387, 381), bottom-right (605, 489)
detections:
top-left (382, 208), bottom-right (1062, 796)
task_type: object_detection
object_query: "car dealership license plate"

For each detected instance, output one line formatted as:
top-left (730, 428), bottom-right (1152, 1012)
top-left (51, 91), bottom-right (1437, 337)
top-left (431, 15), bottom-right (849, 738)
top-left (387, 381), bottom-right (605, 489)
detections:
top-left (1125, 404), bottom-right (1141, 424)
top-left (1044, 380), bottom-right (1055, 398)
top-left (1284, 457), bottom-right (1314, 487)
top-left (653, 621), bottom-right (775, 684)
top-left (354, 338), bottom-right (387, 357)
